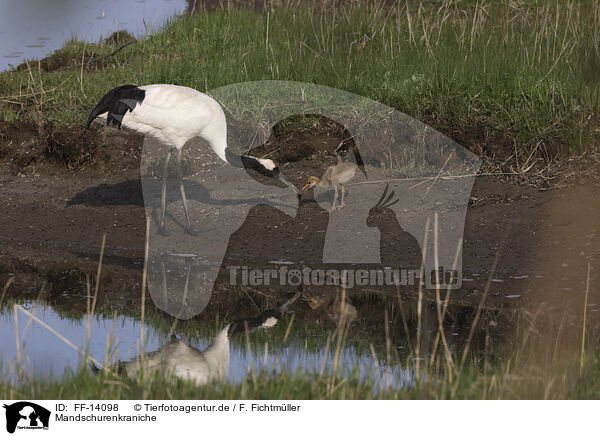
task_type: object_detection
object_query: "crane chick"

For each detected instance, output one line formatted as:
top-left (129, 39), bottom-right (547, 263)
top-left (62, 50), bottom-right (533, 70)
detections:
top-left (303, 156), bottom-right (356, 211)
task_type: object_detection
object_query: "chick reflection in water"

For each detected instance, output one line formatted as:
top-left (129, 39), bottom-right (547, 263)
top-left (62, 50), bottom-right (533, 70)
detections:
top-left (305, 293), bottom-right (357, 324)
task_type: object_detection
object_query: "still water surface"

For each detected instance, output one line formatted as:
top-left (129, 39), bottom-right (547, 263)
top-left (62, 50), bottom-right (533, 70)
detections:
top-left (0, 301), bottom-right (411, 390)
top-left (0, 0), bottom-right (187, 71)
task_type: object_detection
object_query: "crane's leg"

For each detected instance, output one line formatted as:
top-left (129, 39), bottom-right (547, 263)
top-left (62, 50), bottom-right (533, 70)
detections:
top-left (158, 150), bottom-right (172, 235)
top-left (338, 185), bottom-right (346, 210)
top-left (181, 256), bottom-right (193, 317)
top-left (176, 148), bottom-right (198, 235)
top-left (331, 186), bottom-right (339, 212)
top-left (160, 259), bottom-right (168, 304)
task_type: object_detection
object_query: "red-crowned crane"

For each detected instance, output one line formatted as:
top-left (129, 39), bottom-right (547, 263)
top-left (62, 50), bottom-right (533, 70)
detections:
top-left (112, 308), bottom-right (281, 385)
top-left (86, 84), bottom-right (302, 235)
top-left (90, 292), bottom-right (300, 384)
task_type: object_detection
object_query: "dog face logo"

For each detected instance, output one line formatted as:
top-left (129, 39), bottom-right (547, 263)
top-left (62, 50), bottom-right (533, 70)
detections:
top-left (2, 402), bottom-right (50, 434)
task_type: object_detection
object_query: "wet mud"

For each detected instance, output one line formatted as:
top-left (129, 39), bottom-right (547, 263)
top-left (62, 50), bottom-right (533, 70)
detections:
top-left (0, 122), bottom-right (598, 353)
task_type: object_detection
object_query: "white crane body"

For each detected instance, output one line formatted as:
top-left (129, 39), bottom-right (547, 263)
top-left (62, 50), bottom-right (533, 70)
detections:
top-left (86, 84), bottom-right (300, 234)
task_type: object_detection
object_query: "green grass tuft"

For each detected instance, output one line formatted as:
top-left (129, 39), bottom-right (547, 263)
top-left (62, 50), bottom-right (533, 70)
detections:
top-left (0, 1), bottom-right (598, 164)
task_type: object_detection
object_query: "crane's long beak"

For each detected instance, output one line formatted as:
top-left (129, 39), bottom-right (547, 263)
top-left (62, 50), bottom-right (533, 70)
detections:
top-left (279, 174), bottom-right (303, 198)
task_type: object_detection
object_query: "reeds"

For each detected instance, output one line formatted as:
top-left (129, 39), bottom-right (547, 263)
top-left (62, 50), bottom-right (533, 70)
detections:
top-left (1, 202), bottom-right (598, 399)
top-left (580, 261), bottom-right (590, 376)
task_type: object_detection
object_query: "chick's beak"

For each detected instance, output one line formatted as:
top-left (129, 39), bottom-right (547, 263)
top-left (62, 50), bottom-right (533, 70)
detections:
top-left (302, 183), bottom-right (311, 191)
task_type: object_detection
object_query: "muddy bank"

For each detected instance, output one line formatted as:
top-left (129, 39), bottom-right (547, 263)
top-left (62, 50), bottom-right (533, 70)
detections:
top-left (0, 121), bottom-right (142, 173)
top-left (0, 122), bottom-right (598, 328)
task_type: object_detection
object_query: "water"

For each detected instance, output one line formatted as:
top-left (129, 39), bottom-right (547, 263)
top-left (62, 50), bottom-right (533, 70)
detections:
top-left (0, 302), bottom-right (163, 380)
top-left (0, 301), bottom-right (411, 390)
top-left (0, 0), bottom-right (188, 72)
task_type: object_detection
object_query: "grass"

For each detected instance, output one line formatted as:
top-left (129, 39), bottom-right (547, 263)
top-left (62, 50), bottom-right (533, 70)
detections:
top-left (1, 271), bottom-right (599, 399)
top-left (1, 208), bottom-right (597, 401)
top-left (1, 258), bottom-right (598, 399)
top-left (0, 3), bottom-right (598, 397)
top-left (0, 0), bottom-right (599, 170)
top-left (1, 340), bottom-right (599, 400)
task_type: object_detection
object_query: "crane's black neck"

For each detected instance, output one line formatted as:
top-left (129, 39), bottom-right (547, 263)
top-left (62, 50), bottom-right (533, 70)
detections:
top-left (224, 147), bottom-right (245, 168)
top-left (224, 147), bottom-right (279, 178)
top-left (227, 309), bottom-right (280, 338)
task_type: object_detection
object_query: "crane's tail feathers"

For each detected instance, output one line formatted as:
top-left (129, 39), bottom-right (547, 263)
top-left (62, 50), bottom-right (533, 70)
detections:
top-left (85, 84), bottom-right (146, 129)
top-left (352, 147), bottom-right (368, 179)
top-left (85, 104), bottom-right (107, 128)
top-left (334, 141), bottom-right (368, 179)
top-left (228, 308), bottom-right (282, 338)
top-left (227, 293), bottom-right (303, 339)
